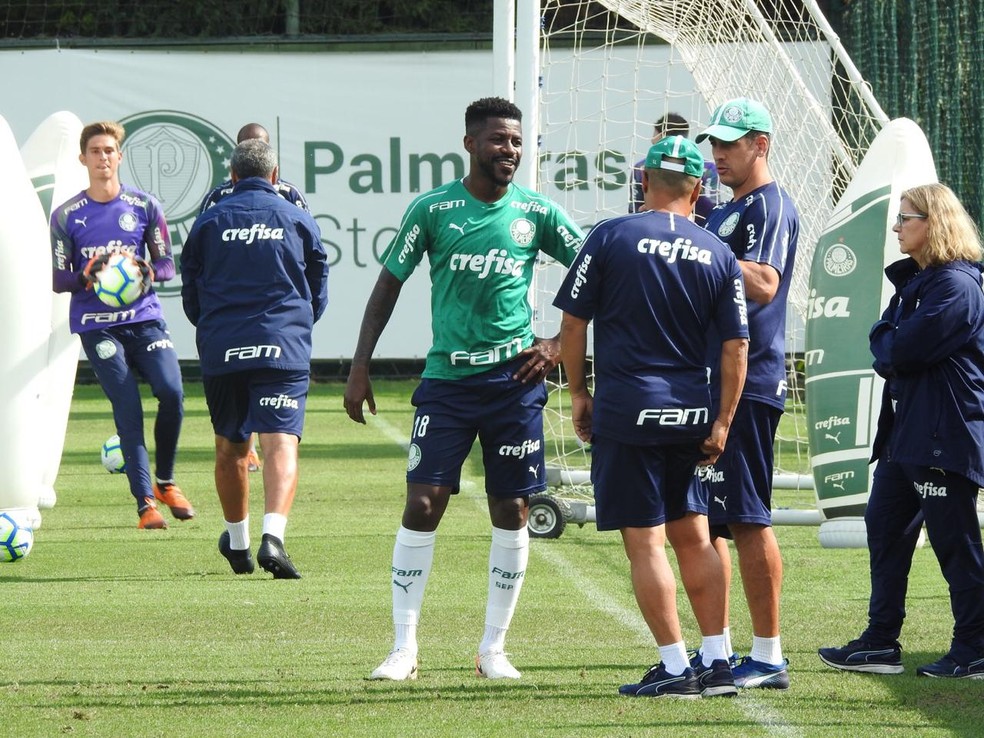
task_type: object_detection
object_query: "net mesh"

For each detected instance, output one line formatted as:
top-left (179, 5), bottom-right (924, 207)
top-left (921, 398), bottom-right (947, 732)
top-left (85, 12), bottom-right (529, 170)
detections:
top-left (532, 0), bottom-right (887, 497)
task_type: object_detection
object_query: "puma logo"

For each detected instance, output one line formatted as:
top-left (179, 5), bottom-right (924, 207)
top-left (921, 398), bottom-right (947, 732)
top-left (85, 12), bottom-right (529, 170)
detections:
top-left (825, 432), bottom-right (841, 444)
top-left (393, 579), bottom-right (412, 594)
top-left (75, 216), bottom-right (88, 227)
top-left (448, 223), bottom-right (465, 235)
top-left (713, 496), bottom-right (727, 509)
top-left (528, 465), bottom-right (540, 476)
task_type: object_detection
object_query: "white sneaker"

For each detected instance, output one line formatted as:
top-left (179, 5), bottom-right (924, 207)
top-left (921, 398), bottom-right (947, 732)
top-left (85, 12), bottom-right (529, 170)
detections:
top-left (476, 650), bottom-right (521, 679)
top-left (370, 649), bottom-right (418, 681)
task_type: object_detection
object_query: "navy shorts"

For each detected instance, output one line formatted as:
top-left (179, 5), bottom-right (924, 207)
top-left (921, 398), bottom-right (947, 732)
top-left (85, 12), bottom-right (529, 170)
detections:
top-left (407, 357), bottom-right (548, 497)
top-left (591, 436), bottom-right (705, 531)
top-left (203, 369), bottom-right (310, 442)
top-left (695, 399), bottom-right (782, 537)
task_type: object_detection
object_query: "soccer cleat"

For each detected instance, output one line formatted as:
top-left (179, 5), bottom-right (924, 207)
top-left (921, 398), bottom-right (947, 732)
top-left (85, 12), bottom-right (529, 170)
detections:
top-left (694, 658), bottom-right (738, 698)
top-left (818, 639), bottom-right (903, 674)
top-left (476, 651), bottom-right (522, 679)
top-left (137, 498), bottom-right (167, 530)
top-left (257, 533), bottom-right (301, 579)
top-left (732, 656), bottom-right (791, 689)
top-left (218, 531), bottom-right (255, 574)
top-left (246, 447), bottom-right (261, 472)
top-left (153, 482), bottom-right (196, 520)
top-left (370, 649), bottom-right (419, 680)
top-left (916, 654), bottom-right (984, 679)
top-left (618, 663), bottom-right (701, 698)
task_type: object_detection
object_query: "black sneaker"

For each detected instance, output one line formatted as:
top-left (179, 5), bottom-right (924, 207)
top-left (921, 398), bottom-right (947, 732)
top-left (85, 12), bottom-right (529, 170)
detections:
top-left (618, 663), bottom-right (701, 698)
top-left (218, 531), bottom-right (254, 574)
top-left (818, 639), bottom-right (903, 674)
top-left (257, 533), bottom-right (301, 579)
top-left (916, 654), bottom-right (984, 679)
top-left (694, 658), bottom-right (738, 697)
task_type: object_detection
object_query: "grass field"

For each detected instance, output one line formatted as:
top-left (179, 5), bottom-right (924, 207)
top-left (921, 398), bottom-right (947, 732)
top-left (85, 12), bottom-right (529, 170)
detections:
top-left (2, 380), bottom-right (981, 737)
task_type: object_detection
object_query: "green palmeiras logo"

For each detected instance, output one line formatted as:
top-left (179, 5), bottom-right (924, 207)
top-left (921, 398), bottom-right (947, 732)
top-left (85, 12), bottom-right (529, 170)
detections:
top-left (118, 111), bottom-right (235, 294)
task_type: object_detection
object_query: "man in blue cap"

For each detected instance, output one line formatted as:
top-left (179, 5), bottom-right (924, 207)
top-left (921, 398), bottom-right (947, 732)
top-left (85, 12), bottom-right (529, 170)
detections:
top-left (689, 98), bottom-right (800, 689)
top-left (555, 135), bottom-right (749, 698)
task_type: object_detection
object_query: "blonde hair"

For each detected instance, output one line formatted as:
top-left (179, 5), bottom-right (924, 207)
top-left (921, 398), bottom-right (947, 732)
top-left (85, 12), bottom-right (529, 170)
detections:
top-left (80, 121), bottom-right (125, 154)
top-left (902, 183), bottom-right (983, 266)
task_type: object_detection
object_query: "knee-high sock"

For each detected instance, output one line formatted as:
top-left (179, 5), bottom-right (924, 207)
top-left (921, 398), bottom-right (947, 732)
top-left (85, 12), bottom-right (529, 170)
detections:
top-left (480, 526), bottom-right (529, 653)
top-left (391, 526), bottom-right (436, 653)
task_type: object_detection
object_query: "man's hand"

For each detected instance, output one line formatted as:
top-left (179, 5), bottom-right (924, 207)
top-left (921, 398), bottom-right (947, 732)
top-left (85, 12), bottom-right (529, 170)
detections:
top-left (513, 336), bottom-right (561, 384)
top-left (344, 366), bottom-right (376, 424)
top-left (81, 253), bottom-right (112, 289)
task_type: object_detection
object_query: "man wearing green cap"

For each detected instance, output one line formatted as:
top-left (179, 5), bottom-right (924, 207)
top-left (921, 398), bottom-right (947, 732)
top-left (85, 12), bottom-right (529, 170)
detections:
top-left (690, 97), bottom-right (800, 689)
top-left (554, 135), bottom-right (749, 698)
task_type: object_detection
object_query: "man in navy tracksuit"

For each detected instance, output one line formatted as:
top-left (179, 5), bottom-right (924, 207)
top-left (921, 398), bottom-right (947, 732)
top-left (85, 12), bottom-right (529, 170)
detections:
top-left (181, 139), bottom-right (328, 579)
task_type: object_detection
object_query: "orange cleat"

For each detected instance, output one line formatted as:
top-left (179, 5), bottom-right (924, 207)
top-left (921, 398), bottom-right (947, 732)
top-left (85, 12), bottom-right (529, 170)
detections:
top-left (153, 482), bottom-right (196, 521)
top-left (137, 498), bottom-right (168, 529)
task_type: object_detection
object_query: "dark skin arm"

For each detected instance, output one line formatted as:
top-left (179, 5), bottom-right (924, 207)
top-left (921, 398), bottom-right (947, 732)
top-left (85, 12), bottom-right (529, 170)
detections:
top-left (343, 268), bottom-right (404, 424)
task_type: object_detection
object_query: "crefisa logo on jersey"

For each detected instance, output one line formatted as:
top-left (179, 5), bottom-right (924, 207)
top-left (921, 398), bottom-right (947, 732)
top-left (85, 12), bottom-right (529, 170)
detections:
top-left (823, 242), bottom-right (857, 277)
top-left (119, 111), bottom-right (235, 295)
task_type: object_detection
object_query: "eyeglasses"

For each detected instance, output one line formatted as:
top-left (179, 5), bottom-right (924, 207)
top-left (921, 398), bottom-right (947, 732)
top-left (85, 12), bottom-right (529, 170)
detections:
top-left (896, 212), bottom-right (927, 228)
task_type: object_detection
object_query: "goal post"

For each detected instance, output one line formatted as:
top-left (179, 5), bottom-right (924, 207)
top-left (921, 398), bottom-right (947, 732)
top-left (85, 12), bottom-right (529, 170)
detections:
top-left (502, 0), bottom-right (888, 508)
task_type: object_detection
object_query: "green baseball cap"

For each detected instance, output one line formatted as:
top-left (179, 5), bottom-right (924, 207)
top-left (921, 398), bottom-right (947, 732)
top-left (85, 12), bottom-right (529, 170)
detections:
top-left (695, 98), bottom-right (773, 143)
top-left (644, 135), bottom-right (704, 178)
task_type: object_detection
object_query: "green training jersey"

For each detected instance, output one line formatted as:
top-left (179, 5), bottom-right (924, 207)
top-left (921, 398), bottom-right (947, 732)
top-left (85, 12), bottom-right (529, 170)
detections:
top-left (383, 179), bottom-right (584, 379)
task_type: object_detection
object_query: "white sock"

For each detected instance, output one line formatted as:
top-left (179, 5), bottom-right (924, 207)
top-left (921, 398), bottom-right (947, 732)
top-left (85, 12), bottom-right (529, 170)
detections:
top-left (701, 634), bottom-right (727, 667)
top-left (262, 512), bottom-right (287, 542)
top-left (659, 641), bottom-right (690, 676)
top-left (225, 517), bottom-right (250, 550)
top-left (723, 625), bottom-right (734, 657)
top-left (751, 635), bottom-right (784, 665)
top-left (479, 526), bottom-right (529, 654)
top-left (391, 526), bottom-right (436, 654)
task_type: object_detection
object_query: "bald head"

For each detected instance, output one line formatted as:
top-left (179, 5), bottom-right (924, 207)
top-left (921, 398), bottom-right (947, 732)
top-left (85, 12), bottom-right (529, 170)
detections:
top-left (236, 123), bottom-right (270, 144)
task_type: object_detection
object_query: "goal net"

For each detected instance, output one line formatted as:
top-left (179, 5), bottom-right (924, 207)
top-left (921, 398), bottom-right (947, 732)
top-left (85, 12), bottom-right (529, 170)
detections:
top-left (529, 0), bottom-right (887, 503)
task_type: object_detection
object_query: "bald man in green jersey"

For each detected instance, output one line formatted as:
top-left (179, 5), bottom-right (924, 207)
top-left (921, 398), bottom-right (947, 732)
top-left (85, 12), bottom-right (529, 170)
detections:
top-left (345, 97), bottom-right (583, 682)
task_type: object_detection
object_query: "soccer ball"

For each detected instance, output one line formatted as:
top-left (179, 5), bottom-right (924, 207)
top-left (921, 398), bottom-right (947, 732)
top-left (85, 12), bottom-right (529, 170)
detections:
top-left (0, 512), bottom-right (34, 562)
top-left (101, 434), bottom-right (126, 474)
top-left (94, 253), bottom-right (144, 308)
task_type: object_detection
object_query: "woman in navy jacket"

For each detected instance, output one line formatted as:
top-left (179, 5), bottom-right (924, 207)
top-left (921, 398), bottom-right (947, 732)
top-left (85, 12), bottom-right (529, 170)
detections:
top-left (820, 183), bottom-right (984, 679)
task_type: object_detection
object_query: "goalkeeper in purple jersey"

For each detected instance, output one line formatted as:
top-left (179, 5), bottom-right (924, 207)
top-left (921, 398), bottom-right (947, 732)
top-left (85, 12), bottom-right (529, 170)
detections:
top-left (344, 97), bottom-right (584, 682)
top-left (50, 120), bottom-right (193, 530)
top-left (689, 98), bottom-right (800, 689)
top-left (556, 135), bottom-right (749, 698)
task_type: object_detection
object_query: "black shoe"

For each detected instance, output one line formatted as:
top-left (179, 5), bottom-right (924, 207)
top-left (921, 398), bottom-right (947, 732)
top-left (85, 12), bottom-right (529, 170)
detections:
top-left (916, 653), bottom-right (984, 679)
top-left (218, 531), bottom-right (254, 574)
top-left (257, 533), bottom-right (301, 579)
top-left (618, 663), bottom-right (700, 698)
top-left (694, 658), bottom-right (738, 697)
top-left (818, 639), bottom-right (902, 674)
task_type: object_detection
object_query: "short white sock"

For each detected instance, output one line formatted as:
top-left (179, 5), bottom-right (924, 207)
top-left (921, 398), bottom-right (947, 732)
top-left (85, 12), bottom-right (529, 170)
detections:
top-left (391, 526), bottom-right (436, 653)
top-left (225, 517), bottom-right (250, 550)
top-left (750, 635), bottom-right (783, 665)
top-left (262, 513), bottom-right (288, 542)
top-left (723, 626), bottom-right (734, 656)
top-left (659, 641), bottom-right (690, 676)
top-left (479, 526), bottom-right (529, 654)
top-left (701, 634), bottom-right (727, 667)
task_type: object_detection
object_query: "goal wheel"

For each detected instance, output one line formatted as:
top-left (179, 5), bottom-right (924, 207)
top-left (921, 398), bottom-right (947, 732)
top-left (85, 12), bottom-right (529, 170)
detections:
top-left (527, 494), bottom-right (567, 539)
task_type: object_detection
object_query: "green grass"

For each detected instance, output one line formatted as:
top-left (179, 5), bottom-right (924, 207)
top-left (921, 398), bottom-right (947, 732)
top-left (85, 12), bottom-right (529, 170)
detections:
top-left (2, 381), bottom-right (981, 737)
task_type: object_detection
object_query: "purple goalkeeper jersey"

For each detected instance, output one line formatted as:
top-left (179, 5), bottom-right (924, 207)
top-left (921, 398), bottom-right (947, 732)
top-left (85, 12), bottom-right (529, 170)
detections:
top-left (51, 184), bottom-right (174, 334)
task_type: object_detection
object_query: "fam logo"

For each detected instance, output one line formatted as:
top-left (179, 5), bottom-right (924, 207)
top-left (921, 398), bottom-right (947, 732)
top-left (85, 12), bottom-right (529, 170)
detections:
top-left (823, 242), bottom-right (857, 277)
top-left (119, 111), bottom-right (235, 294)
